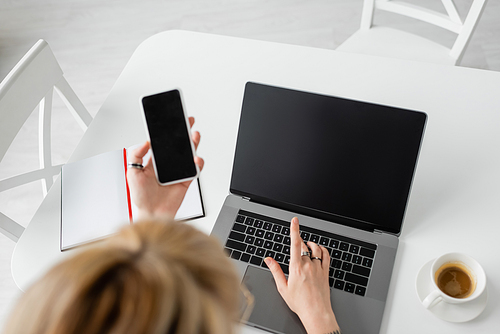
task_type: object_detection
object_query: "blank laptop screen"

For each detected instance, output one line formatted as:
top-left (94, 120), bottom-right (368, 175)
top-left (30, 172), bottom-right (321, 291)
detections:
top-left (230, 82), bottom-right (427, 234)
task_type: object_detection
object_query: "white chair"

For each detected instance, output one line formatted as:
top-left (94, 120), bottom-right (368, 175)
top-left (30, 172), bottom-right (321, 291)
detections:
top-left (0, 39), bottom-right (93, 242)
top-left (336, 0), bottom-right (488, 65)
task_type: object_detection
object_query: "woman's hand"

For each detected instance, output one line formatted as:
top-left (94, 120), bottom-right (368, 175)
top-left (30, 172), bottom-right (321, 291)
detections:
top-left (264, 217), bottom-right (340, 334)
top-left (126, 117), bottom-right (204, 220)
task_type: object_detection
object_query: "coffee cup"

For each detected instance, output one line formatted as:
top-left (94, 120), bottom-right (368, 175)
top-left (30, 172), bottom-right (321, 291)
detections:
top-left (422, 253), bottom-right (486, 309)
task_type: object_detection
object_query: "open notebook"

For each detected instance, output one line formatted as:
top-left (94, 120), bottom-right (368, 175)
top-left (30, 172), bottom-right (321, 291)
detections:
top-left (60, 148), bottom-right (204, 250)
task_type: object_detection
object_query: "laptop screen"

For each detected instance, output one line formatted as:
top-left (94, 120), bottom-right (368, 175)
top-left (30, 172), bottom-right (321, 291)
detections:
top-left (230, 82), bottom-right (427, 235)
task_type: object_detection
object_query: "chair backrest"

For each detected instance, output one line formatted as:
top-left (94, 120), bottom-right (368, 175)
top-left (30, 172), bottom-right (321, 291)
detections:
top-left (360, 0), bottom-right (488, 64)
top-left (0, 39), bottom-right (93, 242)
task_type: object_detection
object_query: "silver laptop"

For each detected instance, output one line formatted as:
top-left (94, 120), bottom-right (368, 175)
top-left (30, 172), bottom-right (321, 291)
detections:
top-left (211, 82), bottom-right (427, 334)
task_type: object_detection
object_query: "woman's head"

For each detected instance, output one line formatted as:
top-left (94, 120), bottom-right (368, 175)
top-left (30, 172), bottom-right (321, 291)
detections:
top-left (4, 220), bottom-right (240, 334)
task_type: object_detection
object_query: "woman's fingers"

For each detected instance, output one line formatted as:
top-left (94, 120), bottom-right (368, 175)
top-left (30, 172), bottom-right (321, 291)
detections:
top-left (192, 130), bottom-right (201, 150)
top-left (129, 141), bottom-right (150, 164)
top-left (307, 241), bottom-right (323, 263)
top-left (265, 257), bottom-right (288, 293)
top-left (289, 217), bottom-right (303, 264)
top-left (194, 156), bottom-right (204, 172)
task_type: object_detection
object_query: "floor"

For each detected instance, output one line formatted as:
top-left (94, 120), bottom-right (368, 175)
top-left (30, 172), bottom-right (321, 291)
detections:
top-left (1, 0), bottom-right (499, 327)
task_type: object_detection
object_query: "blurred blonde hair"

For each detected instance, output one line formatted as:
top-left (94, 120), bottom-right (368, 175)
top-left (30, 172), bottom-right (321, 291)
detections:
top-left (4, 220), bottom-right (241, 334)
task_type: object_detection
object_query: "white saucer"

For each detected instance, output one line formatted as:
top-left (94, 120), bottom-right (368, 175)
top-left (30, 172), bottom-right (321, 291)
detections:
top-left (415, 259), bottom-right (488, 322)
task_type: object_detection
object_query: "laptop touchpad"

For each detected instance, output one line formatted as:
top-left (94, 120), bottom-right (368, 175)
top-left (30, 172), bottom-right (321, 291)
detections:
top-left (242, 266), bottom-right (306, 334)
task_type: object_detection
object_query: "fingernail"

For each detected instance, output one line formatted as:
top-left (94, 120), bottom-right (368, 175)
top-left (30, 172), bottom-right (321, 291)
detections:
top-left (264, 257), bottom-right (271, 265)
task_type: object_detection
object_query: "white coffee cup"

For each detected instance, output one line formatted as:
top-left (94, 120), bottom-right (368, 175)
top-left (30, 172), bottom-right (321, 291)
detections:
top-left (422, 253), bottom-right (486, 309)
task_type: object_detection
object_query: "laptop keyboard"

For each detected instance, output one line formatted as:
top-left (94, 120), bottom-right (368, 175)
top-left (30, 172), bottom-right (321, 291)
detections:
top-left (224, 210), bottom-right (377, 297)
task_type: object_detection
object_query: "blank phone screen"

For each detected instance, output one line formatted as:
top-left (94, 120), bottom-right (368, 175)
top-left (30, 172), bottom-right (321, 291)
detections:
top-left (142, 90), bottom-right (197, 184)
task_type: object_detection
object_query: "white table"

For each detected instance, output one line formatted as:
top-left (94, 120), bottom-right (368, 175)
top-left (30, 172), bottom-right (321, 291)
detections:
top-left (12, 30), bottom-right (500, 333)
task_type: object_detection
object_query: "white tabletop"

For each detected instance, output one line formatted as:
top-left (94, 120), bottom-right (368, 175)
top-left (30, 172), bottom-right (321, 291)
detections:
top-left (12, 30), bottom-right (500, 333)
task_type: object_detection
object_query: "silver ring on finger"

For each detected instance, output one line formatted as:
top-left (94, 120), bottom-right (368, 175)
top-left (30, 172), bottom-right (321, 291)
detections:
top-left (128, 163), bottom-right (144, 169)
top-left (301, 251), bottom-right (311, 257)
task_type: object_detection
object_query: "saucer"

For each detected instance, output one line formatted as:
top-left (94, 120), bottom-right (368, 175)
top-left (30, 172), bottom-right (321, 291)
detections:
top-left (415, 259), bottom-right (488, 322)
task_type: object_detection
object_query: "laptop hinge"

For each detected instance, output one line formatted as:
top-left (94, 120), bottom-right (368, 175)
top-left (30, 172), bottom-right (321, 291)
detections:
top-left (374, 229), bottom-right (398, 237)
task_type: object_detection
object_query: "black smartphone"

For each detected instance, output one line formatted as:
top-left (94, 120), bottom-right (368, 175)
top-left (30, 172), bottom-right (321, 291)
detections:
top-left (141, 89), bottom-right (199, 185)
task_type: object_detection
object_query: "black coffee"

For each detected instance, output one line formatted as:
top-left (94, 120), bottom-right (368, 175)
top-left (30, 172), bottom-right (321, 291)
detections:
top-left (437, 265), bottom-right (473, 298)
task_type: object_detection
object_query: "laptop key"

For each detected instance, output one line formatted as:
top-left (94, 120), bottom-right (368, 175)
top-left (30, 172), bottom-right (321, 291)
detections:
top-left (236, 215), bottom-right (246, 223)
top-left (244, 217), bottom-right (254, 225)
top-left (229, 231), bottom-right (245, 242)
top-left (329, 277), bottom-right (334, 287)
top-left (254, 220), bottom-right (264, 228)
top-left (282, 227), bottom-right (290, 235)
top-left (273, 234), bottom-right (284, 243)
top-left (256, 248), bottom-right (266, 257)
top-left (319, 237), bottom-right (329, 246)
top-left (355, 286), bottom-right (367, 296)
top-left (254, 238), bottom-right (264, 247)
top-left (310, 234), bottom-right (320, 243)
top-left (233, 223), bottom-right (246, 232)
top-left (280, 263), bottom-right (289, 275)
top-left (283, 245), bottom-right (290, 254)
top-left (231, 250), bottom-right (242, 260)
top-left (263, 222), bottom-right (272, 230)
top-left (273, 243), bottom-right (283, 253)
top-left (332, 250), bottom-right (342, 259)
top-left (246, 226), bottom-right (256, 235)
top-left (362, 257), bottom-right (373, 268)
top-left (352, 265), bottom-right (371, 278)
top-left (352, 255), bottom-right (362, 265)
top-left (342, 252), bottom-right (352, 262)
top-left (275, 253), bottom-right (285, 263)
top-left (334, 280), bottom-right (345, 290)
top-left (349, 245), bottom-right (360, 254)
top-left (264, 231), bottom-right (274, 240)
top-left (265, 250), bottom-right (276, 259)
top-left (272, 225), bottom-right (282, 233)
top-left (334, 270), bottom-right (345, 280)
top-left (340, 242), bottom-right (349, 251)
top-left (263, 241), bottom-right (273, 249)
top-left (329, 239), bottom-right (339, 249)
top-left (250, 256), bottom-right (262, 266)
top-left (342, 262), bottom-right (353, 272)
top-left (345, 272), bottom-right (369, 287)
top-left (359, 247), bottom-right (375, 258)
top-left (225, 239), bottom-right (246, 252)
top-left (284, 236), bottom-right (291, 245)
top-left (344, 283), bottom-right (355, 293)
top-left (245, 235), bottom-right (255, 244)
top-left (332, 259), bottom-right (342, 269)
top-left (241, 253), bottom-right (251, 263)
top-left (255, 229), bottom-right (265, 238)
top-left (246, 245), bottom-right (256, 254)
top-left (301, 232), bottom-right (310, 241)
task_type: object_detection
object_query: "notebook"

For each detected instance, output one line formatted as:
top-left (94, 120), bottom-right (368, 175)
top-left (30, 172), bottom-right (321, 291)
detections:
top-left (211, 82), bottom-right (427, 334)
top-left (61, 148), bottom-right (205, 250)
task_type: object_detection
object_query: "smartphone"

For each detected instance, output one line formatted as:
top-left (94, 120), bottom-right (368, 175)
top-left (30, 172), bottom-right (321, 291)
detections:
top-left (141, 89), bottom-right (199, 185)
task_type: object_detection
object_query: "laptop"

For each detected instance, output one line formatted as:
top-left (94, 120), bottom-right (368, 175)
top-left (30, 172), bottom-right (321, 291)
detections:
top-left (211, 82), bottom-right (427, 334)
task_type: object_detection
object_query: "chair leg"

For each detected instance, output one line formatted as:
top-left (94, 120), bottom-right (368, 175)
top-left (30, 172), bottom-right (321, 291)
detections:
top-left (39, 90), bottom-right (54, 196)
top-left (54, 77), bottom-right (93, 130)
top-left (0, 213), bottom-right (25, 242)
